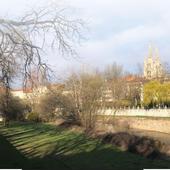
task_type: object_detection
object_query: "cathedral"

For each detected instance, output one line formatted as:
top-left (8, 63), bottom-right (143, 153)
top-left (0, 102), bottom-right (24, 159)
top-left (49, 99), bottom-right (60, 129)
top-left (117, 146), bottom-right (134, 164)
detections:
top-left (144, 45), bottom-right (163, 79)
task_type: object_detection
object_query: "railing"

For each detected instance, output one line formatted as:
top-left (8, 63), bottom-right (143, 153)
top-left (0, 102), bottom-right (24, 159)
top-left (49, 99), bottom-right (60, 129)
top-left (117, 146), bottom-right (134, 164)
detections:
top-left (98, 108), bottom-right (170, 117)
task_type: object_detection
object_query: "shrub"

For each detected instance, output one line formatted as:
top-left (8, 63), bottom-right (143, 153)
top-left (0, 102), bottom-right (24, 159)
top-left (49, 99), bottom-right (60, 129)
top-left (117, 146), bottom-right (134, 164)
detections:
top-left (0, 92), bottom-right (26, 121)
top-left (37, 91), bottom-right (77, 123)
top-left (26, 112), bottom-right (40, 122)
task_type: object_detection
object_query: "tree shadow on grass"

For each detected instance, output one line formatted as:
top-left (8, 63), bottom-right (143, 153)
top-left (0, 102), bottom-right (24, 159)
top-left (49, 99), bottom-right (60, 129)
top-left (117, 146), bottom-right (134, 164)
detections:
top-left (1, 122), bottom-right (170, 170)
top-left (0, 134), bottom-right (71, 170)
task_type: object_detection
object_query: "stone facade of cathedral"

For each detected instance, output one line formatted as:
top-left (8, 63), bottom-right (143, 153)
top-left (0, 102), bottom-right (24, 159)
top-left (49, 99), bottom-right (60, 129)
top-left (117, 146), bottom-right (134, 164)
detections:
top-left (144, 46), bottom-right (163, 79)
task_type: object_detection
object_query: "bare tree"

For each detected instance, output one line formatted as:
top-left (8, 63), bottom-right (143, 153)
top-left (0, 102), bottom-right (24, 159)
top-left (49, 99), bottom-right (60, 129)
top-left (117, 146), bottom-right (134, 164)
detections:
top-left (136, 62), bottom-right (143, 76)
top-left (0, 6), bottom-right (84, 85)
top-left (104, 62), bottom-right (124, 81)
top-left (66, 72), bottom-right (105, 131)
top-left (0, 5), bottom-right (84, 125)
top-left (104, 63), bottom-right (127, 107)
top-left (162, 62), bottom-right (170, 78)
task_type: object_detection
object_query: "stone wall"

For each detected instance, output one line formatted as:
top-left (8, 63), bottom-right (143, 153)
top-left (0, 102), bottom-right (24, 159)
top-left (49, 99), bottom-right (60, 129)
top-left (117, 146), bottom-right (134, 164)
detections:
top-left (100, 108), bottom-right (170, 117)
top-left (97, 109), bottom-right (170, 134)
top-left (113, 117), bottom-right (170, 134)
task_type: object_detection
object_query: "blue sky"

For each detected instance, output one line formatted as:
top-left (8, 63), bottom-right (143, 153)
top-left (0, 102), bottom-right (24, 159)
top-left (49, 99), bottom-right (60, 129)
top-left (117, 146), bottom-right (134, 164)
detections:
top-left (0, 0), bottom-right (170, 76)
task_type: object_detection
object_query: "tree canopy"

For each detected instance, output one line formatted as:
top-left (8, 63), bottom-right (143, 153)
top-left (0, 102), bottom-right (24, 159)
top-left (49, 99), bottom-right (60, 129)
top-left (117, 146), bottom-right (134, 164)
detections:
top-left (143, 80), bottom-right (170, 108)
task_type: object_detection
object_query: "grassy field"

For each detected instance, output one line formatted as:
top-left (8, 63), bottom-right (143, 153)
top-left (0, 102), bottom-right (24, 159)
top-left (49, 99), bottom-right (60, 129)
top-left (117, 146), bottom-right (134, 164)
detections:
top-left (0, 122), bottom-right (170, 170)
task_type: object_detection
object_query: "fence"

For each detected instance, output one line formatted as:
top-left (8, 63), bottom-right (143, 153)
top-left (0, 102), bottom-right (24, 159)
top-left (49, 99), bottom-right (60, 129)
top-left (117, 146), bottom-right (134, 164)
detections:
top-left (99, 108), bottom-right (170, 117)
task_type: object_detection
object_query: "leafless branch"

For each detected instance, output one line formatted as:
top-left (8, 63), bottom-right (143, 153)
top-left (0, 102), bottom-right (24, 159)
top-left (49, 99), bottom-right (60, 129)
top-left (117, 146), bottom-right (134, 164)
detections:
top-left (0, 6), bottom-right (84, 89)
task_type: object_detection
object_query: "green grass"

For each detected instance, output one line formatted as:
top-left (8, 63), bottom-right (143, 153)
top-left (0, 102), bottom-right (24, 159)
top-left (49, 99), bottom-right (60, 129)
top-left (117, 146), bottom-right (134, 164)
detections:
top-left (0, 122), bottom-right (170, 170)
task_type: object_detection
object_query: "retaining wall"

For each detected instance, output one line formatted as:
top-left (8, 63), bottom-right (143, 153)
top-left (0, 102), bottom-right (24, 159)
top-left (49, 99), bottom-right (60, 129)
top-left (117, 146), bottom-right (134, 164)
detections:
top-left (97, 109), bottom-right (170, 134)
top-left (100, 109), bottom-right (170, 117)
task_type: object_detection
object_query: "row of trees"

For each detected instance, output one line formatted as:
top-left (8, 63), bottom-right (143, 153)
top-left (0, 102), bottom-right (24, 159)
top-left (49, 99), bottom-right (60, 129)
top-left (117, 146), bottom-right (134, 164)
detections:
top-left (0, 71), bottom-right (105, 130)
top-left (25, 65), bottom-right (142, 131)
top-left (1, 65), bottom-right (170, 130)
top-left (32, 72), bottom-right (105, 131)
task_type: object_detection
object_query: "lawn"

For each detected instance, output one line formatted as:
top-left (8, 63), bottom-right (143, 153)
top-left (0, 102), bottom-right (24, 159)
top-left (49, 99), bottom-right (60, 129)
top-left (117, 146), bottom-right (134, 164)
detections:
top-left (0, 122), bottom-right (170, 170)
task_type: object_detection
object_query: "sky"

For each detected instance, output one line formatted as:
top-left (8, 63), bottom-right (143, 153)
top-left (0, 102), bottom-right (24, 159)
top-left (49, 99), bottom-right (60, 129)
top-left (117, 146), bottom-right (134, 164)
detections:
top-left (0, 0), bottom-right (170, 77)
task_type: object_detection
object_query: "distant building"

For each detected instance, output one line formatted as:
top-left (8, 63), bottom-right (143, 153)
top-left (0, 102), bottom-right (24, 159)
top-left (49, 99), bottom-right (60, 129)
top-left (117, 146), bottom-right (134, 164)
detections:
top-left (144, 45), bottom-right (163, 79)
top-left (11, 88), bottom-right (33, 99)
top-left (11, 83), bottom-right (65, 100)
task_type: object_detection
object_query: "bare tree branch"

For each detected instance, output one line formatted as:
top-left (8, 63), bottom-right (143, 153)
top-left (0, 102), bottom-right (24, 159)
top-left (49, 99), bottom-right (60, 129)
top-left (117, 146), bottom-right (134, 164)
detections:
top-left (0, 5), bottom-right (84, 123)
top-left (0, 6), bottom-right (84, 86)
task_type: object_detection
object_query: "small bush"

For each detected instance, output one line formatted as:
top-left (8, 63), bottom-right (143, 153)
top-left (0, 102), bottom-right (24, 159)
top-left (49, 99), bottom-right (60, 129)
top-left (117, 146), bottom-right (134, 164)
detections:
top-left (0, 92), bottom-right (27, 121)
top-left (26, 112), bottom-right (39, 122)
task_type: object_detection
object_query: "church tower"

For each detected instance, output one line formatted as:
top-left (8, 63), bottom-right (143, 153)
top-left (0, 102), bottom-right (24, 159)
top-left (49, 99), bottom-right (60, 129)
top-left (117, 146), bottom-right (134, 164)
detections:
top-left (144, 45), bottom-right (163, 79)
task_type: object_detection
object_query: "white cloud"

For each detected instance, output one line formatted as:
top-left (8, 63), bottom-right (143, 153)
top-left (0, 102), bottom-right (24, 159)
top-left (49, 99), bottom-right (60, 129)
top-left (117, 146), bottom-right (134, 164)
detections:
top-left (0, 0), bottom-right (170, 72)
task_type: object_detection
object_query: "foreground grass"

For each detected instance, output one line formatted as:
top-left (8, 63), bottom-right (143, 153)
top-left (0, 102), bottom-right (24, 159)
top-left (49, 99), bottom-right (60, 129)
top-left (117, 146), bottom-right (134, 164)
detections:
top-left (0, 122), bottom-right (170, 170)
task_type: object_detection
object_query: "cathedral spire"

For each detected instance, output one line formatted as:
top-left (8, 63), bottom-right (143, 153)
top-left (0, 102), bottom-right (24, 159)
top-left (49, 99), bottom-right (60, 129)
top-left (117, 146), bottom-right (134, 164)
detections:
top-left (155, 47), bottom-right (160, 60)
top-left (144, 45), bottom-right (163, 79)
top-left (148, 44), bottom-right (153, 58)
